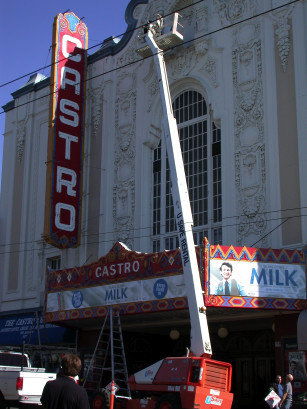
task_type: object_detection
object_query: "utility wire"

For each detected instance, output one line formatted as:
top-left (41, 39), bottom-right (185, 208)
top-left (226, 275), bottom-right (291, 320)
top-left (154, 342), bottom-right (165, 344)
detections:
top-left (0, 212), bottom-right (306, 256)
top-left (0, 0), bottom-right (304, 254)
top-left (0, 204), bottom-right (306, 249)
top-left (250, 217), bottom-right (291, 247)
top-left (0, 0), bottom-right (301, 115)
top-left (0, 0), bottom-right (205, 90)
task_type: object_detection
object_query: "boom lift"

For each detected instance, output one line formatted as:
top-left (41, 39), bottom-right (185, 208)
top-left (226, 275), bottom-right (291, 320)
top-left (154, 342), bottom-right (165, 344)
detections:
top-left (137, 13), bottom-right (212, 361)
top-left (97, 13), bottom-right (233, 409)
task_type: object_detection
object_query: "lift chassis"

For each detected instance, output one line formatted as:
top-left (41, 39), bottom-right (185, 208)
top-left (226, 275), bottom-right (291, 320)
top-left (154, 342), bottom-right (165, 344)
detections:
top-left (115, 14), bottom-right (234, 409)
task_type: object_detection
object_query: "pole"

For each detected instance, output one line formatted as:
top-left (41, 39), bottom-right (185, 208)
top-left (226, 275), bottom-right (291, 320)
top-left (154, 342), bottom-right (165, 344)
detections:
top-left (109, 308), bottom-right (115, 409)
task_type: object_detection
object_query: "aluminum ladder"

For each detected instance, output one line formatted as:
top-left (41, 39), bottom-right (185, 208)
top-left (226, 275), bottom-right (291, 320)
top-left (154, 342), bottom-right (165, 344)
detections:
top-left (83, 307), bottom-right (131, 400)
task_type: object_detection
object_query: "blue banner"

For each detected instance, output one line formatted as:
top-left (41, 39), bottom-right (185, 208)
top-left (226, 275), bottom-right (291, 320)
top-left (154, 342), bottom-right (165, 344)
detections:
top-left (0, 313), bottom-right (75, 345)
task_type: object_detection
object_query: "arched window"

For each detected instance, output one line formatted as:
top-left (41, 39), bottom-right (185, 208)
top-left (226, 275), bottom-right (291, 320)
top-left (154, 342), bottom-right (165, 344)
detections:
top-left (152, 90), bottom-right (222, 251)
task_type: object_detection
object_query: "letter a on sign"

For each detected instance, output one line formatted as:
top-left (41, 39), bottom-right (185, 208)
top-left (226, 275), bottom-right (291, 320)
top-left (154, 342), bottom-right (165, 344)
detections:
top-left (44, 12), bottom-right (88, 249)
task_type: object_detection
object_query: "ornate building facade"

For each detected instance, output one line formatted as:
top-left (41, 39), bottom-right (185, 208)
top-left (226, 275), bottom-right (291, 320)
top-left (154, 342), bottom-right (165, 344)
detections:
top-left (0, 1), bottom-right (306, 407)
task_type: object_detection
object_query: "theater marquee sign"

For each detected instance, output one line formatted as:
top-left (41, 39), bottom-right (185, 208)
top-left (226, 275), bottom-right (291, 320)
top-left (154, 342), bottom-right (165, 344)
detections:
top-left (44, 240), bottom-right (307, 324)
top-left (44, 12), bottom-right (88, 249)
top-left (44, 242), bottom-right (192, 323)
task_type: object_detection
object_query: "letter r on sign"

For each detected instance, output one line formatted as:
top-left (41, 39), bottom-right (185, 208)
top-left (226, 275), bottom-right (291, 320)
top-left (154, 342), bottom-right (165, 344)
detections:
top-left (57, 166), bottom-right (77, 196)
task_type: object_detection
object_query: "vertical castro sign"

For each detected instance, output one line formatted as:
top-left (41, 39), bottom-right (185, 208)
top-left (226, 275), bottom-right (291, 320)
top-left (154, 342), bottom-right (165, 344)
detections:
top-left (44, 12), bottom-right (88, 249)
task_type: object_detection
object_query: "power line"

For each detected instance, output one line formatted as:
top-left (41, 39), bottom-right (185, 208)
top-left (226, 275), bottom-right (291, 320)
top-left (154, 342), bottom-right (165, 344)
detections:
top-left (0, 204), bottom-right (306, 249)
top-left (250, 217), bottom-right (291, 247)
top-left (0, 0), bottom-right (301, 115)
top-left (0, 0), bottom-right (304, 255)
top-left (0, 0), bottom-right (205, 90)
top-left (0, 210), bottom-right (306, 256)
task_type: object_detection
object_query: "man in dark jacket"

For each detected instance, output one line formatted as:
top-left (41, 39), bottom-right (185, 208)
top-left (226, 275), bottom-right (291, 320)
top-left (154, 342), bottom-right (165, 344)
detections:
top-left (41, 354), bottom-right (90, 409)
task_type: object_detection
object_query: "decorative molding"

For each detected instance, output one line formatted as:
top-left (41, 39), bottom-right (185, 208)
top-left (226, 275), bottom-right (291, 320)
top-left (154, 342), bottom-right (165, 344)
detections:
top-left (88, 87), bottom-right (104, 136)
top-left (194, 3), bottom-right (208, 34)
top-left (142, 63), bottom-right (159, 113)
top-left (15, 95), bottom-right (30, 163)
top-left (214, 0), bottom-right (257, 26)
top-left (147, 78), bottom-right (159, 113)
top-left (199, 54), bottom-right (218, 88)
top-left (113, 73), bottom-right (137, 248)
top-left (169, 48), bottom-right (197, 78)
top-left (232, 22), bottom-right (267, 246)
top-left (117, 41), bottom-right (141, 68)
top-left (271, 5), bottom-right (293, 73)
top-left (144, 124), bottom-right (161, 150)
top-left (16, 120), bottom-right (27, 163)
top-left (194, 39), bottom-right (210, 57)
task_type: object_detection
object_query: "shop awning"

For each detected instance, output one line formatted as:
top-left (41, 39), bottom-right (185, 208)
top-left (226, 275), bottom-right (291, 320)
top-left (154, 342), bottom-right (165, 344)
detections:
top-left (0, 312), bottom-right (75, 346)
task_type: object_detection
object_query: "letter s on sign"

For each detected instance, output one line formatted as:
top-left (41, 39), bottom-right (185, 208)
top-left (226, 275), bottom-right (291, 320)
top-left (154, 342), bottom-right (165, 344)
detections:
top-left (60, 100), bottom-right (80, 127)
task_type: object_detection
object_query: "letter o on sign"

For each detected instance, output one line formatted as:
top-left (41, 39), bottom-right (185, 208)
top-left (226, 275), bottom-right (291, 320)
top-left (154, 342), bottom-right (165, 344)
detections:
top-left (55, 203), bottom-right (76, 231)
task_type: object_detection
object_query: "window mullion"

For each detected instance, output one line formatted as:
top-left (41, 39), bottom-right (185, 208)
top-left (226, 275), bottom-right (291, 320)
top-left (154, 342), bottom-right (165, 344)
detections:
top-left (152, 90), bottom-right (222, 250)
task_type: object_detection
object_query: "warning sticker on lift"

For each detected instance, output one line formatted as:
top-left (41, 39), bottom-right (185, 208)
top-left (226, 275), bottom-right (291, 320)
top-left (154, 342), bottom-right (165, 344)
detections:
top-left (205, 396), bottom-right (223, 406)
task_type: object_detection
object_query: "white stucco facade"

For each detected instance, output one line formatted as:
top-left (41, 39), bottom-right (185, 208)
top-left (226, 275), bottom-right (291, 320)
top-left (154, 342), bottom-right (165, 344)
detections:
top-left (0, 0), bottom-right (306, 315)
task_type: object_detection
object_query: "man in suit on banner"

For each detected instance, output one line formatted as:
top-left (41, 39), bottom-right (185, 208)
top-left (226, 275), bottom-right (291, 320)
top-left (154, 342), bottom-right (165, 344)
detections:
top-left (214, 262), bottom-right (247, 296)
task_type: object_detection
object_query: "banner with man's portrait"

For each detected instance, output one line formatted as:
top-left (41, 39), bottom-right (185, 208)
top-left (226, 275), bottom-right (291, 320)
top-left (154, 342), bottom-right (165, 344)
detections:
top-left (203, 238), bottom-right (306, 310)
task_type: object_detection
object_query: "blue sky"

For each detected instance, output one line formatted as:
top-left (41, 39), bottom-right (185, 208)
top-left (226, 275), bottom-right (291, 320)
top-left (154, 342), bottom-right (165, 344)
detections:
top-left (0, 0), bottom-right (129, 193)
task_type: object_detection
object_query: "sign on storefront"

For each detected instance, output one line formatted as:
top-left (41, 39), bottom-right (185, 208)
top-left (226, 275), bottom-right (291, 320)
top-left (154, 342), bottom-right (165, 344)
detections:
top-left (44, 12), bottom-right (88, 249)
top-left (204, 238), bottom-right (306, 310)
top-left (0, 312), bottom-right (75, 345)
top-left (44, 239), bottom-right (307, 324)
top-left (44, 242), bottom-right (190, 323)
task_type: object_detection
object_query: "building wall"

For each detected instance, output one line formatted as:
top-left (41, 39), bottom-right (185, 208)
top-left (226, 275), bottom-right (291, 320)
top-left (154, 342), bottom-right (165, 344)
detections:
top-left (0, 0), bottom-right (306, 324)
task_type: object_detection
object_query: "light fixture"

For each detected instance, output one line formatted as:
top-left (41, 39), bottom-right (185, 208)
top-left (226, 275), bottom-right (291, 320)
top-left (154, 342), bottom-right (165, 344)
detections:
top-left (169, 329), bottom-right (180, 340)
top-left (217, 327), bottom-right (229, 339)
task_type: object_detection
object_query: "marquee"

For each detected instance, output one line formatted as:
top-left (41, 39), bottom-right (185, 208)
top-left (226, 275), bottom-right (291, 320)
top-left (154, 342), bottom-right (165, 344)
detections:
top-left (44, 239), bottom-right (307, 324)
top-left (44, 242), bottom-right (192, 323)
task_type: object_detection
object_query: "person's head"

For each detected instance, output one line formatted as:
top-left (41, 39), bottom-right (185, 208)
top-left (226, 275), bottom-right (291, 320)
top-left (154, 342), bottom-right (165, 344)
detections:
top-left (286, 374), bottom-right (293, 383)
top-left (275, 375), bottom-right (282, 383)
top-left (290, 361), bottom-right (297, 370)
top-left (61, 354), bottom-right (82, 377)
top-left (220, 262), bottom-right (233, 280)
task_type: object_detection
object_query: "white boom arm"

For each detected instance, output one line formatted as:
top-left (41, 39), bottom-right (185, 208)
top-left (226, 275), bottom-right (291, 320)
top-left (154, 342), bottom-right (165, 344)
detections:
top-left (141, 17), bottom-right (212, 357)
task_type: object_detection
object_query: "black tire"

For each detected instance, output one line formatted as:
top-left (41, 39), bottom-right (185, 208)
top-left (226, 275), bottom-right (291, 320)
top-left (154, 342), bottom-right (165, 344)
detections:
top-left (90, 389), bottom-right (110, 409)
top-left (155, 394), bottom-right (182, 409)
